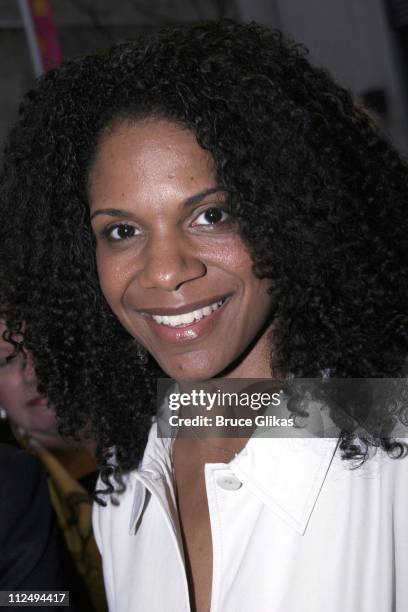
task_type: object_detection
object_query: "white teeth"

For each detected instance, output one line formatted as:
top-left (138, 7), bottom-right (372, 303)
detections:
top-left (179, 312), bottom-right (195, 325)
top-left (151, 298), bottom-right (226, 327)
top-left (193, 309), bottom-right (204, 321)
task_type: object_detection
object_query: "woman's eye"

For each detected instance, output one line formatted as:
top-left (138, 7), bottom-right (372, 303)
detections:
top-left (0, 355), bottom-right (16, 368)
top-left (104, 223), bottom-right (140, 241)
top-left (193, 207), bottom-right (230, 226)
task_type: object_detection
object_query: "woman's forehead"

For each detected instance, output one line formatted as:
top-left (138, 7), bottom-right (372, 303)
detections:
top-left (88, 119), bottom-right (216, 209)
top-left (93, 117), bottom-right (211, 166)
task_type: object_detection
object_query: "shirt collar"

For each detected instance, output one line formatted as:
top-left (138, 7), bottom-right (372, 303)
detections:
top-left (224, 391), bottom-right (341, 535)
top-left (129, 406), bottom-right (340, 537)
top-left (230, 435), bottom-right (339, 535)
top-left (128, 421), bottom-right (175, 534)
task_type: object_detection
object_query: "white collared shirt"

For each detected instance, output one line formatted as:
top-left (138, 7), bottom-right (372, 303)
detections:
top-left (93, 423), bottom-right (408, 611)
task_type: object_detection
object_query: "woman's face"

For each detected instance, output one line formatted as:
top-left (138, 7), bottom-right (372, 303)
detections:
top-left (0, 321), bottom-right (57, 432)
top-left (89, 119), bottom-right (274, 380)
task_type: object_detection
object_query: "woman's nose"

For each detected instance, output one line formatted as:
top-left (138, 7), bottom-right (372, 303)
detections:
top-left (21, 350), bottom-right (37, 385)
top-left (137, 234), bottom-right (207, 291)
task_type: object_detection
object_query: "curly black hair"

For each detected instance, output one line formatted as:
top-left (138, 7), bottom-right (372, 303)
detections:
top-left (1, 20), bottom-right (408, 496)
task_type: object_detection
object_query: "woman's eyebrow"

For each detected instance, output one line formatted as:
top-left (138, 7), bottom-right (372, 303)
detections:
top-left (90, 186), bottom-right (228, 220)
top-left (90, 208), bottom-right (130, 221)
top-left (182, 186), bottom-right (227, 209)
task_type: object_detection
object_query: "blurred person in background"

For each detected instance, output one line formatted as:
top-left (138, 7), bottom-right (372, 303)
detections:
top-left (0, 321), bottom-right (106, 612)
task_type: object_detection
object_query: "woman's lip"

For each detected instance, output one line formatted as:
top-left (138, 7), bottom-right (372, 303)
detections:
top-left (143, 296), bottom-right (231, 344)
top-left (140, 293), bottom-right (232, 317)
top-left (27, 396), bottom-right (49, 408)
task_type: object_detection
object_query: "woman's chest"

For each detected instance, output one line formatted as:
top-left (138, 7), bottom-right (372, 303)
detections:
top-left (96, 449), bottom-right (408, 611)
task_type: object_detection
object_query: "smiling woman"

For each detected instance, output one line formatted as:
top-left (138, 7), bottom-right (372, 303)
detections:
top-left (1, 19), bottom-right (408, 612)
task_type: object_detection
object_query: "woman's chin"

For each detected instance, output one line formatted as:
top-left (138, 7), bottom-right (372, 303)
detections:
top-left (157, 359), bottom-right (223, 382)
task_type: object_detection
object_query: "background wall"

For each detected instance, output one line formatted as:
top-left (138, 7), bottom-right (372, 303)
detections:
top-left (1, 0), bottom-right (407, 152)
top-left (0, 0), bottom-right (238, 146)
top-left (238, 0), bottom-right (408, 152)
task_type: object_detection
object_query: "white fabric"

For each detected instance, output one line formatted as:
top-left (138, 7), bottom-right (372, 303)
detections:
top-left (93, 422), bottom-right (408, 611)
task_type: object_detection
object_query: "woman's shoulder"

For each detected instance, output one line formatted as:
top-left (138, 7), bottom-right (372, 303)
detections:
top-left (330, 439), bottom-right (408, 492)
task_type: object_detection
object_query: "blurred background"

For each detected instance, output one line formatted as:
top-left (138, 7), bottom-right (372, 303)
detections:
top-left (1, 0), bottom-right (408, 152)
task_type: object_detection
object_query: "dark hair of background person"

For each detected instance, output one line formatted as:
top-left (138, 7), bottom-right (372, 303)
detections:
top-left (0, 20), bottom-right (407, 499)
